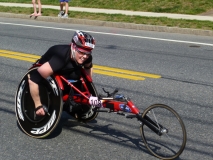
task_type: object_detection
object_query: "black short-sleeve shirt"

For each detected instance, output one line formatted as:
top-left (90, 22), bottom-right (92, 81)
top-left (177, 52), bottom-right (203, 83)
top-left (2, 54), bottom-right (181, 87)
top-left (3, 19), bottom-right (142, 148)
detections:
top-left (39, 45), bottom-right (92, 79)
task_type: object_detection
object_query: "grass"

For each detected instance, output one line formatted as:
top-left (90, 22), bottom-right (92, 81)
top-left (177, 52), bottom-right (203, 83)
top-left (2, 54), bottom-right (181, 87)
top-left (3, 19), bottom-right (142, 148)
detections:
top-left (0, 0), bottom-right (213, 30)
top-left (1, 0), bottom-right (213, 14)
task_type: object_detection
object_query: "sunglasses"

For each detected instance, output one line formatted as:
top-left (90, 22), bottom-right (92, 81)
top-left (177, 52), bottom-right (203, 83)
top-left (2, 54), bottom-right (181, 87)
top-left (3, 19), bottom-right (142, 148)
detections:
top-left (76, 47), bottom-right (92, 56)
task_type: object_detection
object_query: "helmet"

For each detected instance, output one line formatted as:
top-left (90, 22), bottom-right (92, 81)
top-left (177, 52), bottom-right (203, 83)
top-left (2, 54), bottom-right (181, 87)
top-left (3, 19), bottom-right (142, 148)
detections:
top-left (72, 30), bottom-right (95, 54)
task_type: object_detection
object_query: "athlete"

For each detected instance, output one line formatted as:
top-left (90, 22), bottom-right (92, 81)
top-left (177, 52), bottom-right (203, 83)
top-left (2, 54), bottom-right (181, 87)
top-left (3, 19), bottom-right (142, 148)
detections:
top-left (28, 30), bottom-right (95, 116)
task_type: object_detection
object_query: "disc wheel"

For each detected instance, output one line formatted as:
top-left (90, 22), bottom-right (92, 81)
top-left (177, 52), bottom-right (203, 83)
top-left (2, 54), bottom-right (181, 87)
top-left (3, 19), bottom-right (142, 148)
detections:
top-left (15, 67), bottom-right (63, 138)
top-left (140, 104), bottom-right (187, 160)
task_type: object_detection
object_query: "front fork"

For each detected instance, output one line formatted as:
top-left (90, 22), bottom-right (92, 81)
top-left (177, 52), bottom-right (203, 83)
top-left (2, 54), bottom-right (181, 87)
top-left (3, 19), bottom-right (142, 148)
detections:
top-left (137, 114), bottom-right (168, 136)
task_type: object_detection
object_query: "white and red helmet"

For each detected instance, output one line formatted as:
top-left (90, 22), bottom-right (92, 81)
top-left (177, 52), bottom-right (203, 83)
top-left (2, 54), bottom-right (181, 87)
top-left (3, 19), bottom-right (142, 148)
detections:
top-left (72, 30), bottom-right (95, 54)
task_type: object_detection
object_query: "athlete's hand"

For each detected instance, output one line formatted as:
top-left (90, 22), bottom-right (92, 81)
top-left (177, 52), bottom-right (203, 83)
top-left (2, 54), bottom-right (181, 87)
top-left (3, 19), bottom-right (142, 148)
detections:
top-left (89, 96), bottom-right (103, 107)
top-left (35, 107), bottom-right (45, 116)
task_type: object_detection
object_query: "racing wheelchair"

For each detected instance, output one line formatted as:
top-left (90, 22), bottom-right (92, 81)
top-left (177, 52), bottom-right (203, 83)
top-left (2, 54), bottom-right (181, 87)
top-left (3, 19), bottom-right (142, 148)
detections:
top-left (15, 63), bottom-right (187, 160)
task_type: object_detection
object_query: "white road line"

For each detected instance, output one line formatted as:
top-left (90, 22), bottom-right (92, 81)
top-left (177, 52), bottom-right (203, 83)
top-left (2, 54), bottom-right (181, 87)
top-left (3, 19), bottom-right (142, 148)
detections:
top-left (0, 22), bottom-right (213, 46)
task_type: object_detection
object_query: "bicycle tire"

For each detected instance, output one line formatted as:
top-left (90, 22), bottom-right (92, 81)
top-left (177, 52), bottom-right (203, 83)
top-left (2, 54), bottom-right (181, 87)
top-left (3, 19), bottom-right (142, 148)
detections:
top-left (15, 67), bottom-right (63, 138)
top-left (140, 104), bottom-right (187, 160)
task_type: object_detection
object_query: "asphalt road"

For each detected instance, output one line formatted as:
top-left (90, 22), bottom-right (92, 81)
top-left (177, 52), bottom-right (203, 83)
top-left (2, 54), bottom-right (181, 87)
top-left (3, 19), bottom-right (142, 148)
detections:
top-left (0, 17), bottom-right (213, 160)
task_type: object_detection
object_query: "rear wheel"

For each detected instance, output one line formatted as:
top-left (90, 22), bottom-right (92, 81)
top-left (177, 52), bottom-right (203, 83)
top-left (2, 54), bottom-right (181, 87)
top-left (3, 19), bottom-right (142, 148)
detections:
top-left (66, 76), bottom-right (99, 122)
top-left (15, 67), bottom-right (63, 138)
top-left (140, 104), bottom-right (187, 159)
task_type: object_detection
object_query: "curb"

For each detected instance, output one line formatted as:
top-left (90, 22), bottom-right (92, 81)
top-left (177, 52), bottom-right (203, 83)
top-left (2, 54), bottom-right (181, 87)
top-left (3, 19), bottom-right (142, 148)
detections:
top-left (1, 12), bottom-right (213, 37)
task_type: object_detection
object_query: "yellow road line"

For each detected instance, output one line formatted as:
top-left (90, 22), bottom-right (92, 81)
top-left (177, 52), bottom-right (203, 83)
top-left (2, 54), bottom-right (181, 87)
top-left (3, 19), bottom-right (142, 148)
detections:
top-left (94, 65), bottom-right (161, 78)
top-left (93, 70), bottom-right (145, 80)
top-left (0, 49), bottom-right (40, 59)
top-left (0, 49), bottom-right (161, 81)
top-left (0, 53), bottom-right (37, 62)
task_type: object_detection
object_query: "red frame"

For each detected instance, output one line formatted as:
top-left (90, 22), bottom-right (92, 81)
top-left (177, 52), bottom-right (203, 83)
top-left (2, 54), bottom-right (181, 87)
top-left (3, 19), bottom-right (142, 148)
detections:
top-left (30, 64), bottom-right (140, 115)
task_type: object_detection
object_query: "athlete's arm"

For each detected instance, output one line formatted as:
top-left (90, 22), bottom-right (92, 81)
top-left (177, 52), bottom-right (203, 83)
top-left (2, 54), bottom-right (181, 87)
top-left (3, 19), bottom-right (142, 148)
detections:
top-left (84, 62), bottom-right (93, 77)
top-left (38, 62), bottom-right (54, 78)
top-left (28, 62), bottom-right (54, 116)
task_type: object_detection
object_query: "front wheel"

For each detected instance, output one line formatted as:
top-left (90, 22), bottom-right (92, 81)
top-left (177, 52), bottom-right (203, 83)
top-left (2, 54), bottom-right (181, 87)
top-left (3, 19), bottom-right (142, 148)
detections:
top-left (140, 104), bottom-right (187, 160)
